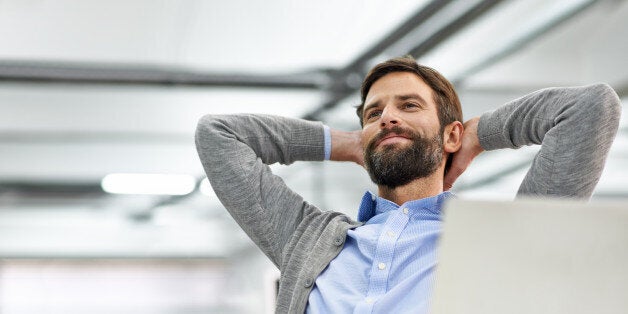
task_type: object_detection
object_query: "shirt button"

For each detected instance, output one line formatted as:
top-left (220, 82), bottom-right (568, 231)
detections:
top-left (333, 236), bottom-right (344, 246)
top-left (304, 278), bottom-right (313, 288)
top-left (378, 262), bottom-right (386, 270)
top-left (386, 231), bottom-right (395, 237)
top-left (371, 194), bottom-right (377, 201)
top-left (402, 207), bottom-right (409, 215)
top-left (365, 297), bottom-right (374, 304)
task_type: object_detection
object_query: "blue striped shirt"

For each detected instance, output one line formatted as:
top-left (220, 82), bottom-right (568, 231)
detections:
top-left (306, 190), bottom-right (453, 313)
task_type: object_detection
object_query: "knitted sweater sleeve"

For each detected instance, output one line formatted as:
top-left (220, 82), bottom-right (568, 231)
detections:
top-left (195, 114), bottom-right (326, 267)
top-left (477, 84), bottom-right (621, 198)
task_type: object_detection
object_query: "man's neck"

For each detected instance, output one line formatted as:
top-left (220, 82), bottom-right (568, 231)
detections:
top-left (377, 172), bottom-right (444, 206)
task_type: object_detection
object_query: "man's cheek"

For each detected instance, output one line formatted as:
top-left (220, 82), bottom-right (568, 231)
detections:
top-left (363, 134), bottom-right (378, 150)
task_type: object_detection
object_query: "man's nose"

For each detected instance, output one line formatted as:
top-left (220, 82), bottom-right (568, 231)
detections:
top-left (380, 107), bottom-right (399, 128)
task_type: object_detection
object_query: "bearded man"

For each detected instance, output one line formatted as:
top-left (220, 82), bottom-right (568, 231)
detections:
top-left (195, 56), bottom-right (621, 313)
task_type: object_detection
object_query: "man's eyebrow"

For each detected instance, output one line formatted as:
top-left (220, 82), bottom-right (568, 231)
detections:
top-left (363, 100), bottom-right (381, 114)
top-left (396, 93), bottom-right (427, 105)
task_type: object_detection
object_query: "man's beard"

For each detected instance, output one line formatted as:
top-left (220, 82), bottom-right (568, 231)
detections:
top-left (364, 126), bottom-right (443, 189)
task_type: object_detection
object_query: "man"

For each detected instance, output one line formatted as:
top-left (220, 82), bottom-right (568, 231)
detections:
top-left (195, 56), bottom-right (621, 313)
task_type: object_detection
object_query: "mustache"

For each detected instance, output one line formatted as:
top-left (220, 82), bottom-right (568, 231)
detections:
top-left (368, 126), bottom-right (416, 149)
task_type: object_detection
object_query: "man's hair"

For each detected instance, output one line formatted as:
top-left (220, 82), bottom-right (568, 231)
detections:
top-left (356, 56), bottom-right (463, 173)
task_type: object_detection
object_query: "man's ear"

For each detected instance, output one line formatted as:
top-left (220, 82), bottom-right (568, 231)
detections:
top-left (443, 121), bottom-right (463, 153)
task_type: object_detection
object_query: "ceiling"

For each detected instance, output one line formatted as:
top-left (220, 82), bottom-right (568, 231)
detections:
top-left (0, 0), bottom-right (626, 259)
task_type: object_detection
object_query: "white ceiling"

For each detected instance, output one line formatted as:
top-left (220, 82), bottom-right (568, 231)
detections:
top-left (0, 0), bottom-right (626, 259)
top-left (0, 83), bottom-right (321, 181)
top-left (0, 0), bottom-right (427, 72)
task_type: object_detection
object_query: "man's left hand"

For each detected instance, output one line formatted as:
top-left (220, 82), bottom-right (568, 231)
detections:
top-left (443, 117), bottom-right (484, 191)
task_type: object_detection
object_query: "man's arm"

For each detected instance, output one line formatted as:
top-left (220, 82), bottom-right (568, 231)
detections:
top-left (195, 114), bottom-right (327, 267)
top-left (445, 83), bottom-right (621, 198)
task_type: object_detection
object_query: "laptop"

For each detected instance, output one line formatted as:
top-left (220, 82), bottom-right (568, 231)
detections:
top-left (430, 198), bottom-right (628, 314)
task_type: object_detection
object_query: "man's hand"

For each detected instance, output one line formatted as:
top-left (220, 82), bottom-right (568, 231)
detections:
top-left (443, 117), bottom-right (484, 191)
top-left (330, 129), bottom-right (364, 166)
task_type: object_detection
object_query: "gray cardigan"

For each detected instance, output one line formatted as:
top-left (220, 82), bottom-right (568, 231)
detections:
top-left (195, 84), bottom-right (621, 313)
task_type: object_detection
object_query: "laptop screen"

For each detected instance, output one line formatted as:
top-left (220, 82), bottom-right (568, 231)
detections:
top-left (430, 198), bottom-right (628, 314)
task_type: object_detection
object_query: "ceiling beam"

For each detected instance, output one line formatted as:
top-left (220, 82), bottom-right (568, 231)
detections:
top-left (337, 0), bottom-right (453, 78)
top-left (451, 0), bottom-right (599, 86)
top-left (0, 61), bottom-right (327, 89)
top-left (408, 0), bottom-right (504, 58)
top-left (0, 131), bottom-right (190, 144)
top-left (303, 0), bottom-right (505, 120)
top-left (0, 181), bottom-right (104, 196)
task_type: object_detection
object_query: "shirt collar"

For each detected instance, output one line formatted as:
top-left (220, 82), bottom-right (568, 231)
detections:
top-left (357, 190), bottom-right (454, 222)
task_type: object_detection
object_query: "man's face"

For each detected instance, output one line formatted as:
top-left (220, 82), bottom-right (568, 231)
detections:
top-left (361, 72), bottom-right (444, 188)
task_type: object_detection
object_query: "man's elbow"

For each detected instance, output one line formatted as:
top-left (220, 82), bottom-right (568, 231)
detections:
top-left (590, 83), bottom-right (621, 115)
top-left (195, 114), bottom-right (231, 155)
top-left (582, 83), bottom-right (622, 133)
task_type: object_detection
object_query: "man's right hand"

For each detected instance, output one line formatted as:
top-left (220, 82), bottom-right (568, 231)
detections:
top-left (330, 129), bottom-right (364, 167)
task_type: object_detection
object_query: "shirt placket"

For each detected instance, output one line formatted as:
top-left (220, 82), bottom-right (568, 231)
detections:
top-left (354, 207), bottom-right (410, 313)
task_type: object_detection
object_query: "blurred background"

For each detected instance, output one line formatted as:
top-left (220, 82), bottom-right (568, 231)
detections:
top-left (0, 0), bottom-right (626, 313)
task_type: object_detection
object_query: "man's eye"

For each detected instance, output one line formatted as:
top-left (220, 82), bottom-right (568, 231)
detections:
top-left (366, 111), bottom-right (381, 120)
top-left (403, 103), bottom-right (419, 109)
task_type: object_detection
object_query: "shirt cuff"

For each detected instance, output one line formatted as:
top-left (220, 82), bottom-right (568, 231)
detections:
top-left (323, 125), bottom-right (331, 160)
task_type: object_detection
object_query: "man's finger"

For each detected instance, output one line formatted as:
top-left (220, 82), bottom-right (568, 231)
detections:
top-left (443, 165), bottom-right (465, 191)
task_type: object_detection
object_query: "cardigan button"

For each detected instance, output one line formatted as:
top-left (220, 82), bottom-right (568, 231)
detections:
top-left (333, 236), bottom-right (345, 246)
top-left (304, 278), bottom-right (313, 288)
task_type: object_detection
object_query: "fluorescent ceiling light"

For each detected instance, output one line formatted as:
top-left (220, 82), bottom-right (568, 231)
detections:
top-left (102, 173), bottom-right (196, 195)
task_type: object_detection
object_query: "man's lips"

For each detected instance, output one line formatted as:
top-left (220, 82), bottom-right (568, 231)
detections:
top-left (375, 133), bottom-right (411, 147)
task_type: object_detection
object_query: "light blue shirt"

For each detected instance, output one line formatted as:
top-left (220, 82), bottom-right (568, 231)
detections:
top-left (310, 127), bottom-right (453, 313)
top-left (307, 191), bottom-right (453, 313)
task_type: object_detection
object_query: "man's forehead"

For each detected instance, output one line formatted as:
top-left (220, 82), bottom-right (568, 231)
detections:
top-left (364, 72), bottom-right (434, 106)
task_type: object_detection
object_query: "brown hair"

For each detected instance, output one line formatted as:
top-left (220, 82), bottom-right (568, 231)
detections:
top-left (356, 56), bottom-right (463, 173)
